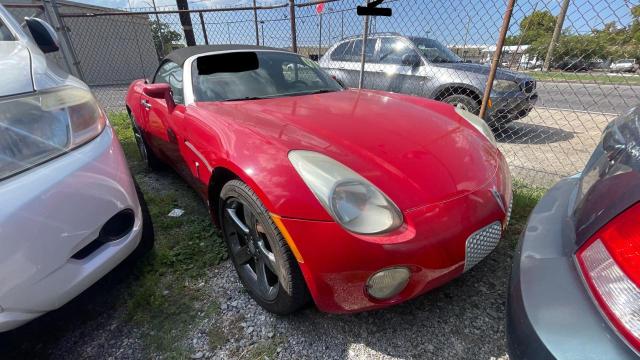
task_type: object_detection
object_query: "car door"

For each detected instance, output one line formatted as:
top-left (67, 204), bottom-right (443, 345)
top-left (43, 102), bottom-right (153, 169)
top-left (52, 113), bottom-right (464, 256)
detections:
top-left (142, 61), bottom-right (187, 174)
top-left (371, 36), bottom-right (430, 97)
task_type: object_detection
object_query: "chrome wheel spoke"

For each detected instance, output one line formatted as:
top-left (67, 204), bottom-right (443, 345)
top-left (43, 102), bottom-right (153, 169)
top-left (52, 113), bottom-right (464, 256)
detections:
top-left (257, 241), bottom-right (277, 274)
top-left (256, 257), bottom-right (270, 293)
top-left (226, 202), bottom-right (250, 236)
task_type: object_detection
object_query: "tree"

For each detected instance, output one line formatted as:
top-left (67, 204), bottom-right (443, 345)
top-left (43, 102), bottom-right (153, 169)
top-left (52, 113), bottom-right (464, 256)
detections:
top-left (505, 10), bottom-right (556, 46)
top-left (151, 20), bottom-right (182, 57)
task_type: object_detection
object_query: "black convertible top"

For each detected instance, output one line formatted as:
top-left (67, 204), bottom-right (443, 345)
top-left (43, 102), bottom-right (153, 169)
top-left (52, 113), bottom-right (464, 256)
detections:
top-left (164, 45), bottom-right (290, 66)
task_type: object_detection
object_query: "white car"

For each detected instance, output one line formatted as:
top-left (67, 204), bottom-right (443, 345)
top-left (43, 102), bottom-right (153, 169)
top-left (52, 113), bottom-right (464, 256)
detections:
top-left (0, 5), bottom-right (153, 331)
top-left (610, 59), bottom-right (637, 72)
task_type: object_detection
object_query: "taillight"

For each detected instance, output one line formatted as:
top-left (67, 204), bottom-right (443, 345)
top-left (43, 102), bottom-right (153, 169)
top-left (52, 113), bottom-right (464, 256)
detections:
top-left (576, 202), bottom-right (640, 352)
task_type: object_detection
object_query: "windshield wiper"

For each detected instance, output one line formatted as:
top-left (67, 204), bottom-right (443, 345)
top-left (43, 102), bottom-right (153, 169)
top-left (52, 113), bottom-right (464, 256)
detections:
top-left (298, 89), bottom-right (336, 95)
top-left (222, 96), bottom-right (271, 102)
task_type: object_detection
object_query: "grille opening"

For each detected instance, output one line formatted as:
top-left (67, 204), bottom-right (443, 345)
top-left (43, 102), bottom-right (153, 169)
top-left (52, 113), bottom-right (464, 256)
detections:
top-left (71, 209), bottom-right (135, 260)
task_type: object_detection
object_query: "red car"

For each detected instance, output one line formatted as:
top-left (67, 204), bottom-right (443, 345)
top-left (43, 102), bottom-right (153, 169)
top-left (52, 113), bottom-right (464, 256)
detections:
top-left (125, 45), bottom-right (512, 314)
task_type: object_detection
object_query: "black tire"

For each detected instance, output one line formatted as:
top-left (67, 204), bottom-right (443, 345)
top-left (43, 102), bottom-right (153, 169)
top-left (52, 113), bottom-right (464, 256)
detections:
top-left (441, 94), bottom-right (480, 115)
top-left (128, 112), bottom-right (164, 170)
top-left (130, 179), bottom-right (155, 258)
top-left (219, 180), bottom-right (310, 314)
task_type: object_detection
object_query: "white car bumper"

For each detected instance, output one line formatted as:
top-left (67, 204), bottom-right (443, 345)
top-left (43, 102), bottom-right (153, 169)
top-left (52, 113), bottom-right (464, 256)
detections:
top-left (0, 124), bottom-right (142, 332)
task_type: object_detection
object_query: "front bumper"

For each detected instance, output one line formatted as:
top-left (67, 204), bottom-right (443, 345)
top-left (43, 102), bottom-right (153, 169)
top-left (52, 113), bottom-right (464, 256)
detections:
top-left (281, 154), bottom-right (512, 313)
top-left (488, 91), bottom-right (538, 124)
top-left (0, 125), bottom-right (143, 332)
top-left (507, 177), bottom-right (638, 359)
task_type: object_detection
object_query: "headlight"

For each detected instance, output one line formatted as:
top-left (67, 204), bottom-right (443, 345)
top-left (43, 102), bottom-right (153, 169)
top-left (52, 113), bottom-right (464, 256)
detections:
top-left (455, 107), bottom-right (497, 146)
top-left (492, 79), bottom-right (519, 93)
top-left (288, 150), bottom-right (403, 234)
top-left (0, 86), bottom-right (105, 181)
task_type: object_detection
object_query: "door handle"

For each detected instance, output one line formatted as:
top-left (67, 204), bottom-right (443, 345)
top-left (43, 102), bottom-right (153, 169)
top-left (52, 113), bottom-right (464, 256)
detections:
top-left (141, 99), bottom-right (152, 110)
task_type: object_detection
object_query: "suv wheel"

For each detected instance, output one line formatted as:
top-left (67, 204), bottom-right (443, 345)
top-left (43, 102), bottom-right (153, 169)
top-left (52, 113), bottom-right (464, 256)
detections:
top-left (441, 94), bottom-right (480, 115)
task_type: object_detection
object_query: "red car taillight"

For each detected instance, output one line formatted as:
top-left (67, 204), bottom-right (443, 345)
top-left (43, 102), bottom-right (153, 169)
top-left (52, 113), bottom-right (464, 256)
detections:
top-left (576, 202), bottom-right (640, 352)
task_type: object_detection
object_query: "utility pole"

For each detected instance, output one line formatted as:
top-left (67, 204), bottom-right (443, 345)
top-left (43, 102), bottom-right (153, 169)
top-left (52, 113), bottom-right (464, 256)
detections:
top-left (289, 0), bottom-right (297, 53)
top-left (543, 0), bottom-right (570, 71)
top-left (479, 0), bottom-right (516, 119)
top-left (176, 0), bottom-right (195, 46)
top-left (253, 0), bottom-right (260, 46)
top-left (260, 21), bottom-right (265, 46)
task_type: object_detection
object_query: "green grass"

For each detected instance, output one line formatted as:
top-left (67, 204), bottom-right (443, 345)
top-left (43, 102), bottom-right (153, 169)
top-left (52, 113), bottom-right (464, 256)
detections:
top-left (503, 180), bottom-right (546, 246)
top-left (109, 112), bottom-right (227, 358)
top-left (107, 111), bottom-right (545, 357)
top-left (528, 70), bottom-right (640, 86)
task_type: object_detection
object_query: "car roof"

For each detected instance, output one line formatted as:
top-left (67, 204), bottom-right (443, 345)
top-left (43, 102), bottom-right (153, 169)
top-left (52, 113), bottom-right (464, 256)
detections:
top-left (164, 44), bottom-right (290, 66)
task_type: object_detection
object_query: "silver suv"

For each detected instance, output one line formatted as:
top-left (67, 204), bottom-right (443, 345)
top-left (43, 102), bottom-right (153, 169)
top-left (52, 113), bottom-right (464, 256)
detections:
top-left (319, 33), bottom-right (538, 126)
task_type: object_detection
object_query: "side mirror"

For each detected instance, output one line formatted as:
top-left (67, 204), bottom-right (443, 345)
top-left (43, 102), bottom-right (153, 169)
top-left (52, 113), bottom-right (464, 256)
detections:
top-left (142, 83), bottom-right (175, 111)
top-left (331, 75), bottom-right (346, 88)
top-left (25, 17), bottom-right (59, 53)
top-left (401, 53), bottom-right (421, 67)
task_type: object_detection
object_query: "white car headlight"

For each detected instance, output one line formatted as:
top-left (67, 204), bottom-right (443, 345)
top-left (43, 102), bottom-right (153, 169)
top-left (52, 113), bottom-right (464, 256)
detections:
top-left (0, 86), bottom-right (105, 180)
top-left (288, 150), bottom-right (403, 234)
top-left (492, 79), bottom-right (519, 93)
top-left (455, 107), bottom-right (497, 146)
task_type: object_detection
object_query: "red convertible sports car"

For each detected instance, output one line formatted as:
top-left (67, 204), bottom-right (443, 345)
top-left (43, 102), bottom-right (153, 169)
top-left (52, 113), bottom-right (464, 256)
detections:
top-left (125, 45), bottom-right (512, 314)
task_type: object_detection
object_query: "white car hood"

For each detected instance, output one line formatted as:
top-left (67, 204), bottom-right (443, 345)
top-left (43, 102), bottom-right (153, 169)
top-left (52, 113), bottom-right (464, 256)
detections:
top-left (0, 41), bottom-right (33, 97)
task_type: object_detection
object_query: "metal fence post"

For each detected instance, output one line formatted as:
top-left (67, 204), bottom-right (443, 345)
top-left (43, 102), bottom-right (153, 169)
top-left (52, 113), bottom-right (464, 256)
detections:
top-left (318, 12), bottom-right (323, 59)
top-left (358, 0), bottom-right (371, 89)
top-left (543, 0), bottom-right (571, 71)
top-left (176, 0), bottom-right (196, 46)
top-left (199, 11), bottom-right (209, 45)
top-left (479, 0), bottom-right (515, 119)
top-left (49, 0), bottom-right (84, 81)
top-left (253, 0), bottom-right (259, 45)
top-left (289, 0), bottom-right (297, 53)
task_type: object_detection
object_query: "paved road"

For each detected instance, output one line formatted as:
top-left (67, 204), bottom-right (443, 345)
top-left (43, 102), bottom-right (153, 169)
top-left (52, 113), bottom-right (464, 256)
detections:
top-left (536, 81), bottom-right (640, 114)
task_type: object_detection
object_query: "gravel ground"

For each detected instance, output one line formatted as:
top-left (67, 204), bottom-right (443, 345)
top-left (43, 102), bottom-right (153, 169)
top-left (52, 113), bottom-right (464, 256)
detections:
top-left (0, 223), bottom-right (514, 360)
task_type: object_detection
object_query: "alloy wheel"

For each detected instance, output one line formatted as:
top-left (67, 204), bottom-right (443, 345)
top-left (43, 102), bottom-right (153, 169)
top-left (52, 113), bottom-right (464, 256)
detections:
top-left (223, 198), bottom-right (279, 301)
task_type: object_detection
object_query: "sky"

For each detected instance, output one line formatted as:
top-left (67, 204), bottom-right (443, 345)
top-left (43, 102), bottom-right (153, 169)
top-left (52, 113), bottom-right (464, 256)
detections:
top-left (68, 0), bottom-right (639, 47)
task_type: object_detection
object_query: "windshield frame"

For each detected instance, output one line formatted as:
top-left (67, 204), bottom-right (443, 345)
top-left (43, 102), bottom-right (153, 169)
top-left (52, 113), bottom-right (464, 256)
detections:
top-left (408, 37), bottom-right (463, 64)
top-left (184, 50), bottom-right (342, 104)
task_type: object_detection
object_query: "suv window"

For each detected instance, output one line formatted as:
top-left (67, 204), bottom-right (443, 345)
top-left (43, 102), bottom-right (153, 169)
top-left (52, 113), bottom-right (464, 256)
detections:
top-left (154, 61), bottom-right (184, 104)
top-left (330, 41), bottom-right (351, 61)
top-left (378, 37), bottom-right (420, 65)
top-left (350, 39), bottom-right (377, 62)
top-left (0, 18), bottom-right (14, 41)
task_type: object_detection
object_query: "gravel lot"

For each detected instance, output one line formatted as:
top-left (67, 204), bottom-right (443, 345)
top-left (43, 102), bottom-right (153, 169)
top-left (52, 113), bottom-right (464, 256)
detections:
top-left (0, 168), bottom-right (522, 360)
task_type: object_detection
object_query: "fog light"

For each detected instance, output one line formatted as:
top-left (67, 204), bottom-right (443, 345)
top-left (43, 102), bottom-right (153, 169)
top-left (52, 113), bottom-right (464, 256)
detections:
top-left (366, 267), bottom-right (410, 300)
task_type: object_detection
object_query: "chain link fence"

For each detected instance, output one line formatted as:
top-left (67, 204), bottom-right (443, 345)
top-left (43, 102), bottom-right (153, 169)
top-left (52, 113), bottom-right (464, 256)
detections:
top-left (5, 0), bottom-right (640, 187)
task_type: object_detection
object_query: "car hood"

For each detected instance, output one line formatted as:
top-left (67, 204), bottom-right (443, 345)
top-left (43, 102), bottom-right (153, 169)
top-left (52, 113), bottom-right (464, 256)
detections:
top-left (432, 62), bottom-right (531, 82)
top-left (0, 42), bottom-right (33, 97)
top-left (200, 90), bottom-right (500, 210)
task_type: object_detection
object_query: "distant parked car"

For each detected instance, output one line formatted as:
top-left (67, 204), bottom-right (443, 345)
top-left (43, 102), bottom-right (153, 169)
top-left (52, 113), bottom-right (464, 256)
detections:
top-left (508, 106), bottom-right (640, 359)
top-left (126, 44), bottom-right (512, 314)
top-left (319, 33), bottom-right (538, 127)
top-left (551, 58), bottom-right (592, 72)
top-left (610, 58), bottom-right (637, 72)
top-left (0, 5), bottom-right (153, 332)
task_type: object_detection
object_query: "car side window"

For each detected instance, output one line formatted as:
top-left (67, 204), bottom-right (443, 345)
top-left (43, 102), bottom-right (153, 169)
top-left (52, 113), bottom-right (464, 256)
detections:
top-left (0, 18), bottom-right (14, 41)
top-left (378, 37), bottom-right (420, 65)
top-left (330, 41), bottom-right (351, 61)
top-left (154, 61), bottom-right (184, 104)
top-left (349, 39), bottom-right (377, 62)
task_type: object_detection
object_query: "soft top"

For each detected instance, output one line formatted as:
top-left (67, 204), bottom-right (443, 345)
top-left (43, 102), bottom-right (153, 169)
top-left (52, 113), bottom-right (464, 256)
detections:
top-left (164, 44), bottom-right (290, 66)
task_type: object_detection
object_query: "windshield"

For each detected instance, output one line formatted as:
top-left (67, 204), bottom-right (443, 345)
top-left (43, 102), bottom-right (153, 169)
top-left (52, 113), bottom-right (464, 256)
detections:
top-left (409, 37), bottom-right (462, 63)
top-left (618, 59), bottom-right (634, 64)
top-left (191, 51), bottom-right (342, 102)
